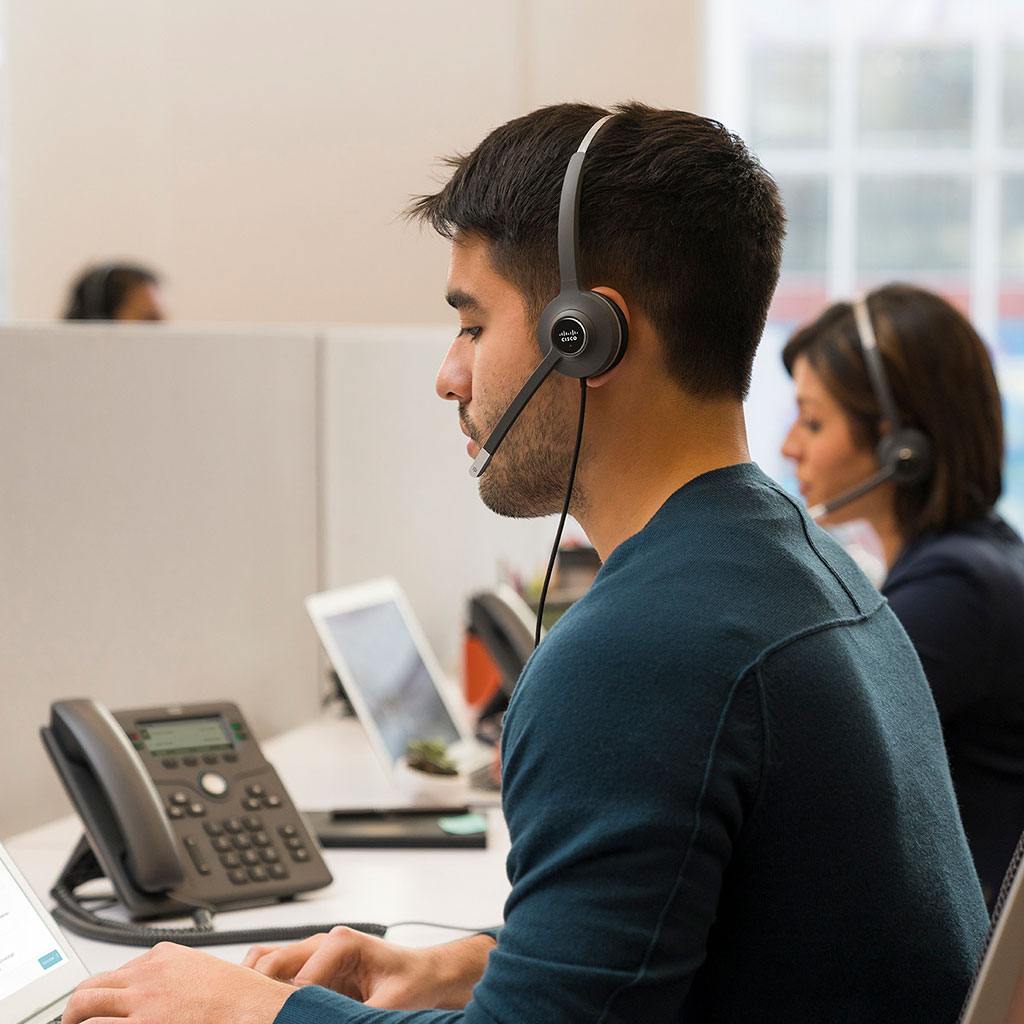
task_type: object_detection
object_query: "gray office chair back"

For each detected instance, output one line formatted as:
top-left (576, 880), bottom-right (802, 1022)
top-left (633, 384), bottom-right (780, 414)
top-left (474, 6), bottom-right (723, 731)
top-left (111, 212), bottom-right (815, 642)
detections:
top-left (957, 830), bottom-right (1024, 1024)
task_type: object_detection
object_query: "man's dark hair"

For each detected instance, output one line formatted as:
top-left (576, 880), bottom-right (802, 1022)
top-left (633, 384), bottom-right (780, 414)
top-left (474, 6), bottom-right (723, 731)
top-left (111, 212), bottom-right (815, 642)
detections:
top-left (408, 101), bottom-right (785, 400)
top-left (64, 262), bottom-right (160, 320)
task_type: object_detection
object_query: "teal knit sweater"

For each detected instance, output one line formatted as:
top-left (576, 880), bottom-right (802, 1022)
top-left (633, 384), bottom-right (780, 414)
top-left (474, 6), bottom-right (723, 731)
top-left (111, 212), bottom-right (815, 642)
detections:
top-left (277, 463), bottom-right (987, 1023)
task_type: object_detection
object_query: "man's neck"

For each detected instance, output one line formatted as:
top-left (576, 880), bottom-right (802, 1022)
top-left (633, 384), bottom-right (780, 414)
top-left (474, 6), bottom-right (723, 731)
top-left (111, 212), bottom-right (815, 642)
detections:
top-left (575, 393), bottom-right (751, 562)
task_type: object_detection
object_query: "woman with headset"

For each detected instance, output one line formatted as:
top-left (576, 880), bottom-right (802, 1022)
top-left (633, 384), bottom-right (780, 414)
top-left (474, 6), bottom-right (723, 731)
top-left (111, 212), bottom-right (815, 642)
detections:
top-left (781, 282), bottom-right (1024, 907)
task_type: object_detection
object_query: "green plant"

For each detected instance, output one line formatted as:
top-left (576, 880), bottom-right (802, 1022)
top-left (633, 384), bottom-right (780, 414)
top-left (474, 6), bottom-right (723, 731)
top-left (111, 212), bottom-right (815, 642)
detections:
top-left (405, 738), bottom-right (458, 776)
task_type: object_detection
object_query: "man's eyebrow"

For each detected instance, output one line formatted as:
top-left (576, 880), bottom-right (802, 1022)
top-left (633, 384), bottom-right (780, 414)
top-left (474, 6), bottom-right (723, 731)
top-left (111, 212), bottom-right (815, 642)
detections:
top-left (445, 289), bottom-right (484, 313)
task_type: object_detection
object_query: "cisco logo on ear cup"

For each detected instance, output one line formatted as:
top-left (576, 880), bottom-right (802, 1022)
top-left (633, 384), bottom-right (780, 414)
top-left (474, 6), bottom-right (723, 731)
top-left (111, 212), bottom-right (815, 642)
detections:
top-left (537, 292), bottom-right (626, 379)
top-left (553, 317), bottom-right (587, 355)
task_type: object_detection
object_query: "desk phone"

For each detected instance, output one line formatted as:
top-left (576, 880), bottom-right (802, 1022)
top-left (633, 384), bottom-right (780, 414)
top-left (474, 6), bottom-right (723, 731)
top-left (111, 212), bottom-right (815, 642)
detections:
top-left (42, 698), bottom-right (332, 920)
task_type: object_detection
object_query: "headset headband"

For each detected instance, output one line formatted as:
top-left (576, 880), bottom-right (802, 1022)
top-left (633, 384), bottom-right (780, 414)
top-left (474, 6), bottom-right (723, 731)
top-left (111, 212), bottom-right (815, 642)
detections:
top-left (557, 114), bottom-right (614, 290)
top-left (852, 295), bottom-right (903, 435)
top-left (808, 293), bottom-right (931, 518)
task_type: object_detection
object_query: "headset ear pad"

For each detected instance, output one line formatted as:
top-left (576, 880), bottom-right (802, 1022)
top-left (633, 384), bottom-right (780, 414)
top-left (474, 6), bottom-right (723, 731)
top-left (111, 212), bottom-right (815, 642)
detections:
top-left (591, 292), bottom-right (629, 374)
top-left (537, 288), bottom-right (629, 380)
top-left (876, 427), bottom-right (933, 486)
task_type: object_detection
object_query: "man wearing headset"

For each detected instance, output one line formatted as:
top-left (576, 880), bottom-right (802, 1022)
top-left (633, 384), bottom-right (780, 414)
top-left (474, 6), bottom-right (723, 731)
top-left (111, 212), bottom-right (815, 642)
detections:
top-left (63, 103), bottom-right (986, 1024)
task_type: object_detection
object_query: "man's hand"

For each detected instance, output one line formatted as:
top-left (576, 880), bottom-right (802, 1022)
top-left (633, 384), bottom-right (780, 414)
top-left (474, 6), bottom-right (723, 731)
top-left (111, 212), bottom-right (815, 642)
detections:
top-left (61, 941), bottom-right (294, 1024)
top-left (244, 927), bottom-right (495, 1011)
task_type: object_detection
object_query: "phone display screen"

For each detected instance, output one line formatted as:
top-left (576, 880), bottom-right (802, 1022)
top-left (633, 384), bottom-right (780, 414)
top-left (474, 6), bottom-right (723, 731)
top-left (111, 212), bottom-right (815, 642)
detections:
top-left (135, 716), bottom-right (234, 756)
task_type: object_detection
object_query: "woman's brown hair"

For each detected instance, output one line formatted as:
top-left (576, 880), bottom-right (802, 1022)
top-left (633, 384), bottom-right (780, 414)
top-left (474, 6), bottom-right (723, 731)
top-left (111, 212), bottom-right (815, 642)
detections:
top-left (782, 283), bottom-right (1003, 542)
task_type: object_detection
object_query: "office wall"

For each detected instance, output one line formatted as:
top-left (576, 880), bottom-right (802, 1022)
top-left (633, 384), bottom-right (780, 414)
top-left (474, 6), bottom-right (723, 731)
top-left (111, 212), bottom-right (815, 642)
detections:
top-left (4, 0), bottom-right (701, 324)
top-left (0, 322), bottom-right (567, 839)
top-left (320, 326), bottom-right (562, 662)
top-left (0, 0), bottom-right (704, 837)
top-left (0, 324), bottom-right (322, 838)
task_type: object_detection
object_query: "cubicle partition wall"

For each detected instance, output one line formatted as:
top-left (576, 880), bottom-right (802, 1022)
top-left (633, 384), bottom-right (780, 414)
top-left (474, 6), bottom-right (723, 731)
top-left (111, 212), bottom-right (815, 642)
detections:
top-left (0, 324), bottom-right (322, 837)
top-left (1, 323), bottom-right (556, 838)
top-left (319, 326), bottom-right (557, 680)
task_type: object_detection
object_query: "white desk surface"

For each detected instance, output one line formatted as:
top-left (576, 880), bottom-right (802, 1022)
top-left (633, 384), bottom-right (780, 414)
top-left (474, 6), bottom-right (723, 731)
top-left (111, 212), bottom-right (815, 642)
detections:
top-left (4, 710), bottom-right (511, 975)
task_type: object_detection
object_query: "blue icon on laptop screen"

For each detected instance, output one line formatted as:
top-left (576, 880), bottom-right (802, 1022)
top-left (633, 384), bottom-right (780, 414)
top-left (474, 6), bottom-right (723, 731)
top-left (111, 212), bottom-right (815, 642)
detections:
top-left (38, 950), bottom-right (63, 970)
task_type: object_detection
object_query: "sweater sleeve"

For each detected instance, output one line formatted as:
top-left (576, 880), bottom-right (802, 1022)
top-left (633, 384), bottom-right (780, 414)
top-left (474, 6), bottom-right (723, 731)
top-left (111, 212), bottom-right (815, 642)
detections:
top-left (275, 987), bottom-right (463, 1024)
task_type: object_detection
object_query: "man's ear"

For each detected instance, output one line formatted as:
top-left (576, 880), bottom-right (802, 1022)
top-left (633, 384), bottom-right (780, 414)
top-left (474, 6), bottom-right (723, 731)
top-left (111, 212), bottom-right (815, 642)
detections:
top-left (587, 286), bottom-right (630, 388)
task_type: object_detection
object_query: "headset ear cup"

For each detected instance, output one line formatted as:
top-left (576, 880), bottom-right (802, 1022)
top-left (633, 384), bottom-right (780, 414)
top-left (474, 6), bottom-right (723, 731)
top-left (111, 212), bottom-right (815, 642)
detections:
top-left (876, 428), bottom-right (932, 486)
top-left (592, 292), bottom-right (628, 375)
top-left (538, 288), bottom-right (628, 379)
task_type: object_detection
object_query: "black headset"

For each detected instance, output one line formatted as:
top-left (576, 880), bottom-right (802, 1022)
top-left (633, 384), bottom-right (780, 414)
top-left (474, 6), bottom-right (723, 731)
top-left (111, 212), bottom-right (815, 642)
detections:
top-left (809, 294), bottom-right (932, 518)
top-left (537, 115), bottom-right (629, 378)
top-left (469, 114), bottom-right (628, 477)
top-left (852, 296), bottom-right (932, 484)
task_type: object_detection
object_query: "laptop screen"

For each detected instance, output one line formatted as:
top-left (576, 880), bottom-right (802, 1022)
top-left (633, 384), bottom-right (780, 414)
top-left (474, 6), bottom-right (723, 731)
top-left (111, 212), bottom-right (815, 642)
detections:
top-left (0, 844), bottom-right (86, 1021)
top-left (321, 597), bottom-right (461, 764)
top-left (0, 860), bottom-right (69, 1002)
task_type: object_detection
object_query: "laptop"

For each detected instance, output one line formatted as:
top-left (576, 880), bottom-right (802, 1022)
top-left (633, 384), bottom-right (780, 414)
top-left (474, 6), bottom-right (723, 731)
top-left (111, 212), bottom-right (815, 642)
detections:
top-left (0, 840), bottom-right (89, 1024)
top-left (305, 578), bottom-right (499, 803)
top-left (957, 828), bottom-right (1024, 1023)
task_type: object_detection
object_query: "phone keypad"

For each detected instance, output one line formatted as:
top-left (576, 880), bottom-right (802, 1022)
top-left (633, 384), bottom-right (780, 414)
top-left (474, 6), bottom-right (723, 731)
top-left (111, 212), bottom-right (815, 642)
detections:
top-left (183, 836), bottom-right (211, 876)
top-left (110, 702), bottom-right (331, 908)
top-left (173, 804), bottom-right (313, 885)
top-left (161, 771), bottom-right (318, 887)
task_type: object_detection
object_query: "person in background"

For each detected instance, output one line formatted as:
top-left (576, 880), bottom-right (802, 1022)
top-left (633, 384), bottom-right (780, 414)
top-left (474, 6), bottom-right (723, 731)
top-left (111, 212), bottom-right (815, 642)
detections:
top-left (63, 261), bottom-right (167, 321)
top-left (782, 281), bottom-right (1024, 906)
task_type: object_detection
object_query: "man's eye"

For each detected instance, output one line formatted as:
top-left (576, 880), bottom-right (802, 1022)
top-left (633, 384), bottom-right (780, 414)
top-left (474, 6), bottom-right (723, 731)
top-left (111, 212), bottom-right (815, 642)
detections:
top-left (457, 326), bottom-right (482, 341)
top-left (802, 419), bottom-right (822, 434)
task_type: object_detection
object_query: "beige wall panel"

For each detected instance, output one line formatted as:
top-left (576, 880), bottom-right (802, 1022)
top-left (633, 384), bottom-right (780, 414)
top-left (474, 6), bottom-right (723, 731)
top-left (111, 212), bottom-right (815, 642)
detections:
top-left (517, 0), bottom-right (702, 111)
top-left (0, 324), bottom-right (321, 838)
top-left (5, 0), bottom-right (522, 324)
top-left (320, 326), bottom-right (564, 674)
top-left (4, 0), bottom-right (701, 325)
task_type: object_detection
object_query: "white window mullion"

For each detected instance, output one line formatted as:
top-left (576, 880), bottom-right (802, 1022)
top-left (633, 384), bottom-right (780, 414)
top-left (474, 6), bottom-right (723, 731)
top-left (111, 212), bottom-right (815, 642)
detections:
top-left (704, 0), bottom-right (746, 132)
top-left (972, 12), bottom-right (1002, 345)
top-left (829, 5), bottom-right (858, 298)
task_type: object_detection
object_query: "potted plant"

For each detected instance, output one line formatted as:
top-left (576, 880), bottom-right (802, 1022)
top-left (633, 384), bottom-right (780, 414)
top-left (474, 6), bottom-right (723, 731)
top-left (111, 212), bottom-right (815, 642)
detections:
top-left (396, 738), bottom-right (468, 803)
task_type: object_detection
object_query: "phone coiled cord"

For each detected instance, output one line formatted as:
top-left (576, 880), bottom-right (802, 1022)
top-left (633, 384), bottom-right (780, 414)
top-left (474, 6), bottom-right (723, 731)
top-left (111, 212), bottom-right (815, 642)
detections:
top-left (50, 838), bottom-right (386, 948)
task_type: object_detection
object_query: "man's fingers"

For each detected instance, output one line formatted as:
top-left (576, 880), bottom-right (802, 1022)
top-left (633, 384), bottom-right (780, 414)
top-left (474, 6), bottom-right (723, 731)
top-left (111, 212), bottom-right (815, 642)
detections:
top-left (62, 985), bottom-right (132, 1024)
top-left (241, 943), bottom-right (282, 970)
top-left (71, 966), bottom-right (134, 991)
top-left (245, 934), bottom-right (329, 981)
top-left (292, 926), bottom-right (372, 993)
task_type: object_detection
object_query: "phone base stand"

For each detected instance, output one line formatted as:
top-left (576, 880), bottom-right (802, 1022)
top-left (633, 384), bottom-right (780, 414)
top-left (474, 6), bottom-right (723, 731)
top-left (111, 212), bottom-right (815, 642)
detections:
top-left (49, 835), bottom-right (386, 948)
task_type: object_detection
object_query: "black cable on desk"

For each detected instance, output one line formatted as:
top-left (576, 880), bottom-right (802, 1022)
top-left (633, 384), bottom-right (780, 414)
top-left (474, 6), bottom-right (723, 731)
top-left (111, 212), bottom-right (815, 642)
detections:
top-left (386, 920), bottom-right (502, 934)
top-left (50, 839), bottom-right (386, 948)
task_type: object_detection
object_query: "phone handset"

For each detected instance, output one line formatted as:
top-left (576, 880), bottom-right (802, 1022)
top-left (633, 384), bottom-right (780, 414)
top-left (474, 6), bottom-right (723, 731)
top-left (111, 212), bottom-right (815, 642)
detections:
top-left (43, 699), bottom-right (185, 895)
top-left (468, 584), bottom-right (537, 724)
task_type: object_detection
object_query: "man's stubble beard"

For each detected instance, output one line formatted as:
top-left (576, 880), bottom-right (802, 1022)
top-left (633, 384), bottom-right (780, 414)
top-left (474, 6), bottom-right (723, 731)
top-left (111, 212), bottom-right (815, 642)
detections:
top-left (463, 382), bottom-right (589, 521)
